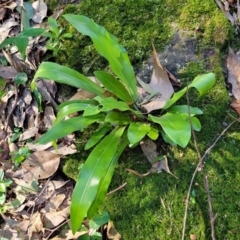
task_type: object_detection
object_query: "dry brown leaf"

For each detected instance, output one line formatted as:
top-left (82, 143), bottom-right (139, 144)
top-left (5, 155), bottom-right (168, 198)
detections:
top-left (0, 8), bottom-right (6, 21)
top-left (18, 127), bottom-right (38, 141)
top-left (43, 106), bottom-right (56, 129)
top-left (32, 0), bottom-right (47, 23)
top-left (3, 49), bottom-right (31, 73)
top-left (0, 140), bottom-right (9, 160)
top-left (0, 88), bottom-right (15, 116)
top-left (51, 229), bottom-right (87, 240)
top-left (69, 89), bottom-right (96, 101)
top-left (28, 211), bottom-right (43, 234)
top-left (107, 221), bottom-right (122, 240)
top-left (0, 66), bottom-right (18, 80)
top-left (139, 44), bottom-right (174, 113)
top-left (140, 137), bottom-right (178, 178)
top-left (48, 142), bottom-right (77, 155)
top-left (46, 180), bottom-right (69, 192)
top-left (230, 96), bottom-right (240, 114)
top-left (41, 193), bottom-right (66, 213)
top-left (226, 47), bottom-right (240, 100)
top-left (36, 80), bottom-right (58, 110)
top-left (0, 223), bottom-right (22, 240)
top-left (42, 207), bottom-right (70, 229)
top-left (13, 151), bottom-right (60, 182)
top-left (9, 142), bottom-right (18, 153)
top-left (0, 18), bottom-right (19, 34)
top-left (22, 88), bottom-right (32, 105)
top-left (26, 141), bottom-right (53, 151)
top-left (25, 106), bottom-right (36, 129)
top-left (190, 234), bottom-right (198, 240)
top-left (4, 2), bottom-right (17, 10)
top-left (13, 98), bottom-right (26, 128)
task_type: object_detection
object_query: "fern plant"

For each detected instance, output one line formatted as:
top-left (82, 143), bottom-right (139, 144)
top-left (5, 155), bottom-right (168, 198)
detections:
top-left (31, 15), bottom-right (215, 233)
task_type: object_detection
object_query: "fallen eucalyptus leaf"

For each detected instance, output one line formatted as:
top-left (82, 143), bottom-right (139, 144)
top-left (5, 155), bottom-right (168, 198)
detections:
top-left (139, 44), bottom-right (174, 113)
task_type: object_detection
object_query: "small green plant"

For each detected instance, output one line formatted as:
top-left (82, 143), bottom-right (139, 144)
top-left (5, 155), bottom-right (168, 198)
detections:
top-left (31, 15), bottom-right (215, 233)
top-left (0, 169), bottom-right (13, 212)
top-left (43, 17), bottom-right (72, 55)
top-left (0, 28), bottom-right (45, 60)
top-left (11, 146), bottom-right (31, 168)
top-left (10, 128), bottom-right (22, 143)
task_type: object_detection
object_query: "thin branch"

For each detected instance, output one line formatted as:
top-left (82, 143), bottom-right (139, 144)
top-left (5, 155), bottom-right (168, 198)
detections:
top-left (107, 182), bottom-right (127, 196)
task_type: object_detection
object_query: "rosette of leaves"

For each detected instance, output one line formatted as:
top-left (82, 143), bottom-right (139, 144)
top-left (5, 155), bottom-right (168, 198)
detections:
top-left (31, 15), bottom-right (215, 233)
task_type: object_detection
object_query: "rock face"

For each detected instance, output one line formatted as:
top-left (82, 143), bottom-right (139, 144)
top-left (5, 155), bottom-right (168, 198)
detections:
top-left (137, 29), bottom-right (198, 83)
top-left (158, 32), bottom-right (198, 77)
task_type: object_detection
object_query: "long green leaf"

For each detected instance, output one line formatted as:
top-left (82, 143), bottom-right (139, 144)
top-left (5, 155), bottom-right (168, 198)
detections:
top-left (94, 71), bottom-right (132, 103)
top-left (15, 36), bottom-right (28, 60)
top-left (57, 99), bottom-right (97, 109)
top-left (168, 105), bottom-right (203, 116)
top-left (84, 125), bottom-right (111, 150)
top-left (55, 102), bottom-right (98, 125)
top-left (87, 132), bottom-right (129, 218)
top-left (64, 14), bottom-right (138, 102)
top-left (149, 113), bottom-right (191, 148)
top-left (32, 62), bottom-right (104, 96)
top-left (147, 126), bottom-right (159, 140)
top-left (127, 122), bottom-right (150, 147)
top-left (70, 126), bottom-right (126, 233)
top-left (37, 114), bottom-right (105, 144)
top-left (83, 105), bottom-right (100, 116)
top-left (190, 116), bottom-right (201, 131)
top-left (163, 73), bottom-right (215, 110)
top-left (105, 111), bottom-right (131, 124)
top-left (0, 37), bottom-right (17, 50)
top-left (19, 28), bottom-right (45, 37)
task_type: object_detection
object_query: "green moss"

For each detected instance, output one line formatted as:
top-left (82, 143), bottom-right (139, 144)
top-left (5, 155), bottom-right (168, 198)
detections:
top-left (179, 0), bottom-right (233, 46)
top-left (52, 0), bottom-right (234, 75)
top-left (44, 0), bottom-right (59, 12)
top-left (55, 0), bottom-right (180, 74)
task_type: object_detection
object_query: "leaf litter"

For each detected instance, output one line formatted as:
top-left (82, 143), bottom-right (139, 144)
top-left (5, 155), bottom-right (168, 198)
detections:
top-left (0, 2), bottom-right (81, 238)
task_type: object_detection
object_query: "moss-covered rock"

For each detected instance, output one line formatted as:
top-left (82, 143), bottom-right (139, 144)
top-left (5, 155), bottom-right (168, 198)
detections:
top-left (53, 0), bottom-right (233, 75)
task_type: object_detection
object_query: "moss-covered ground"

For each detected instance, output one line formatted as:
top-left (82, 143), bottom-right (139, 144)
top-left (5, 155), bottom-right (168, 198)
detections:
top-left (50, 0), bottom-right (240, 239)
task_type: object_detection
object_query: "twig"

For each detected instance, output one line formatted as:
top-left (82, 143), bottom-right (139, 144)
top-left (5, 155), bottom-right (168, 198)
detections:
top-left (181, 86), bottom-right (236, 240)
top-left (107, 182), bottom-right (127, 196)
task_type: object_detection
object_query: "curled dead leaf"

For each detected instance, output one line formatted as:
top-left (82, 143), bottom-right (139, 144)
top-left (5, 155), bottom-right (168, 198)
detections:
top-left (226, 47), bottom-right (240, 101)
top-left (32, 0), bottom-right (47, 23)
top-left (138, 43), bottom-right (174, 113)
top-left (140, 137), bottom-right (178, 178)
top-left (230, 97), bottom-right (240, 115)
top-left (42, 207), bottom-right (69, 229)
